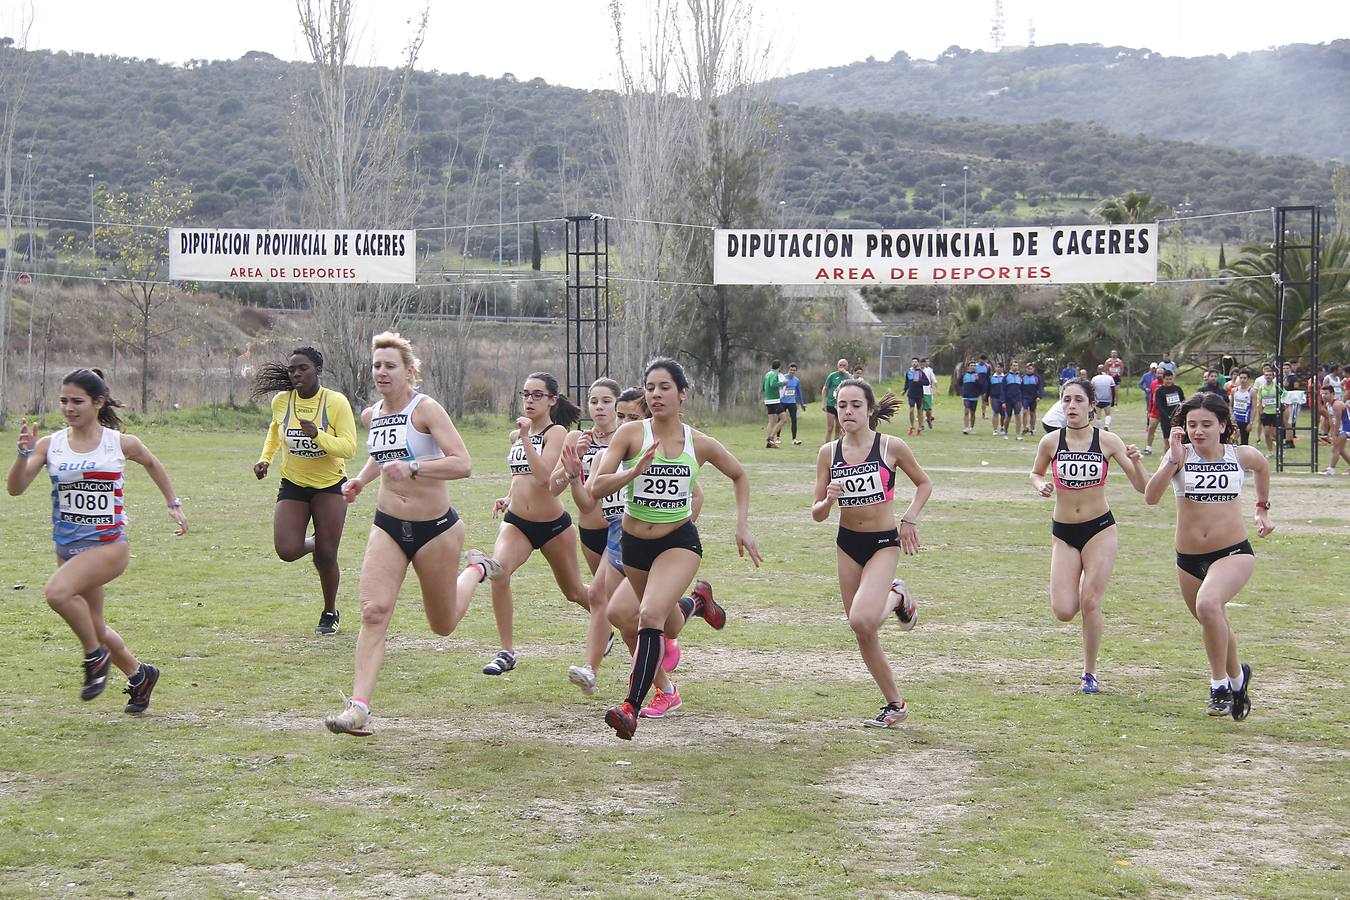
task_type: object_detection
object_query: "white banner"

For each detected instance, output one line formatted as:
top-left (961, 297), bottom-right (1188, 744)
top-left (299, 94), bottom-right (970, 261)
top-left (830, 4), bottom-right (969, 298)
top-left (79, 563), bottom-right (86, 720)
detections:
top-left (713, 226), bottom-right (1156, 285)
top-left (169, 228), bottom-right (416, 284)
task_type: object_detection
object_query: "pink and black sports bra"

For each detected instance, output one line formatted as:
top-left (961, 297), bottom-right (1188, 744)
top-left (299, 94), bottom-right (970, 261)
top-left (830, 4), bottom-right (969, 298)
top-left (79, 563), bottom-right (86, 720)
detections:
top-left (830, 432), bottom-right (896, 507)
top-left (1052, 427), bottom-right (1109, 490)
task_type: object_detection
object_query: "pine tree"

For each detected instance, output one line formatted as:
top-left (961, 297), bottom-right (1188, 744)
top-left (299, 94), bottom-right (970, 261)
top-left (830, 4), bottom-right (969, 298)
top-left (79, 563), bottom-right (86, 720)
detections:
top-left (530, 222), bottom-right (541, 271)
top-left (1218, 242), bottom-right (1227, 270)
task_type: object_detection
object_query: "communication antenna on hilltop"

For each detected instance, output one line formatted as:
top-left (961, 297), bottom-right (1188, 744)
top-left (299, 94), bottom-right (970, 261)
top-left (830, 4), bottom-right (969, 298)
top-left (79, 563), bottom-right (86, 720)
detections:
top-left (990, 0), bottom-right (1006, 51)
top-left (1028, 18), bottom-right (1036, 47)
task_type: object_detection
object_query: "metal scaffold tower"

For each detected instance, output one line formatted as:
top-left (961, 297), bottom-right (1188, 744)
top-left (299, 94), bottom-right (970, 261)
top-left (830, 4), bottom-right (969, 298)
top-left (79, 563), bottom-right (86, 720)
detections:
top-left (564, 214), bottom-right (610, 413)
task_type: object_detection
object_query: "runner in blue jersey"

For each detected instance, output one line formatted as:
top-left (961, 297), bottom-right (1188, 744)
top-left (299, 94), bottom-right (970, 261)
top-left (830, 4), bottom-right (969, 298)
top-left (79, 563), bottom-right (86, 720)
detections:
top-left (960, 361), bottom-right (982, 434)
top-left (1006, 362), bottom-right (1026, 441)
top-left (1021, 363), bottom-right (1044, 436)
top-left (989, 363), bottom-right (1008, 436)
top-left (975, 356), bottom-right (992, 419)
top-left (781, 363), bottom-right (805, 446)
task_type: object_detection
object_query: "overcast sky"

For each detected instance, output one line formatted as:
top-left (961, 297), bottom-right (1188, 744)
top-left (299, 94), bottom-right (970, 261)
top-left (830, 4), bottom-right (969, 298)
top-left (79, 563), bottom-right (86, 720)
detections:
top-left (8, 0), bottom-right (1347, 89)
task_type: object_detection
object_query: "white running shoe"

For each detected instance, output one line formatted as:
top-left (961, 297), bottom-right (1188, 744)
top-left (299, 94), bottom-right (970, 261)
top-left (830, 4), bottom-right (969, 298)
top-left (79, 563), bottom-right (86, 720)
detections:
top-left (324, 694), bottom-right (372, 737)
top-left (465, 548), bottom-right (504, 582)
top-left (568, 664), bottom-right (596, 696)
top-left (885, 578), bottom-right (918, 631)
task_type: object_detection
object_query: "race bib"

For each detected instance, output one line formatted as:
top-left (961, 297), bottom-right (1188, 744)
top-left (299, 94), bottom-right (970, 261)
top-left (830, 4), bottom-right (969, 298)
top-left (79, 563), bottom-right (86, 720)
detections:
top-left (1165, 393), bottom-right (1182, 407)
top-left (631, 463), bottom-right (692, 511)
top-left (1053, 453), bottom-right (1106, 490)
top-left (285, 427), bottom-right (326, 459)
top-left (1182, 463), bottom-right (1241, 502)
top-left (834, 461), bottom-right (885, 507)
top-left (57, 480), bottom-right (117, 525)
top-left (368, 413), bottom-right (409, 464)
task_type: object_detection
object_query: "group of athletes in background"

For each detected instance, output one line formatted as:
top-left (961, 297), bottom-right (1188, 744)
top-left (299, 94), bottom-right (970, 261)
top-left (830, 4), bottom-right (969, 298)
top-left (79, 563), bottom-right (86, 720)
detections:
top-left (7, 336), bottom-right (1300, 739)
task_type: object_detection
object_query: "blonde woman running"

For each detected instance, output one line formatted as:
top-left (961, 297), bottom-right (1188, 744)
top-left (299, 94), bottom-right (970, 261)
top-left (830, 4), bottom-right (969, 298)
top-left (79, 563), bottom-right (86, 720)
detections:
top-left (324, 333), bottom-right (479, 737)
top-left (812, 379), bottom-right (930, 727)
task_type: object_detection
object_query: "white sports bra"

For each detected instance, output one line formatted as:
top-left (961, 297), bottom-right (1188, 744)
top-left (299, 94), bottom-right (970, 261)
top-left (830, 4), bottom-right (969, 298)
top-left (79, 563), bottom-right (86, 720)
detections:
top-left (367, 393), bottom-right (445, 465)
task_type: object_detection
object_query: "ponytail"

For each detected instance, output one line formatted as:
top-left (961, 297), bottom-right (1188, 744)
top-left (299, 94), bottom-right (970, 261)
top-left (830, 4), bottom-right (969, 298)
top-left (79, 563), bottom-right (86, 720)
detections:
top-left (62, 367), bottom-right (124, 431)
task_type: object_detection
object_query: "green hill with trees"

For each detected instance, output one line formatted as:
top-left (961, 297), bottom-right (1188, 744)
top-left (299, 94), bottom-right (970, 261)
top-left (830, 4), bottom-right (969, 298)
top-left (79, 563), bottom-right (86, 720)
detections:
top-left (774, 41), bottom-right (1350, 163)
top-left (2, 45), bottom-right (1338, 259)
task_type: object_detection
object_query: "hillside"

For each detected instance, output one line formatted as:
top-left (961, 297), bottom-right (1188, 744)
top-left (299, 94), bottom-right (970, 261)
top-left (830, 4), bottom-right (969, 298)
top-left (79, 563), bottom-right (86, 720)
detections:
top-left (775, 41), bottom-right (1350, 163)
top-left (1, 46), bottom-right (1339, 257)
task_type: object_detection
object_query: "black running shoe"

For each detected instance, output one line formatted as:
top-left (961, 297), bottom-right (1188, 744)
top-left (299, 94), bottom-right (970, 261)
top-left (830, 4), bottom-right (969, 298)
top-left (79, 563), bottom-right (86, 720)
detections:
top-left (80, 646), bottom-right (111, 701)
top-left (482, 649), bottom-right (517, 675)
top-left (603, 630), bottom-right (616, 657)
top-left (1207, 684), bottom-right (1232, 717)
top-left (315, 610), bottom-right (340, 635)
top-left (1230, 663), bottom-right (1252, 721)
top-left (123, 664), bottom-right (160, 714)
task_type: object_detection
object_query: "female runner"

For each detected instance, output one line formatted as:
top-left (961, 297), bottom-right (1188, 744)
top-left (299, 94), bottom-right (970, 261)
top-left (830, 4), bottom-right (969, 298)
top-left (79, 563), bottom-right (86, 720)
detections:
top-left (7, 368), bottom-right (187, 713)
top-left (1029, 378), bottom-right (1148, 693)
top-left (1322, 387), bottom-right (1350, 474)
top-left (252, 347), bottom-right (356, 634)
top-left (1145, 392), bottom-right (1273, 720)
top-left (576, 387), bottom-right (722, 716)
top-left (477, 372), bottom-right (590, 676)
top-left (812, 379), bottom-right (930, 727)
top-left (324, 332), bottom-right (479, 736)
top-left (549, 378), bottom-right (626, 691)
top-left (589, 359), bottom-right (760, 740)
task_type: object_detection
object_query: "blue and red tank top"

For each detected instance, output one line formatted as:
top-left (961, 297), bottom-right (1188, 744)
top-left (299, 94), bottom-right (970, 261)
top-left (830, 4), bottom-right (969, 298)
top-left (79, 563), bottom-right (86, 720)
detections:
top-left (47, 426), bottom-right (126, 546)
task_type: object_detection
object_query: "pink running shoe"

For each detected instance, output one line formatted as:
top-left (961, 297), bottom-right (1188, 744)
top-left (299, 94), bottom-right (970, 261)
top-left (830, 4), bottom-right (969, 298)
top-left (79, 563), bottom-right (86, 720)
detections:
top-left (640, 684), bottom-right (682, 718)
top-left (660, 636), bottom-right (681, 673)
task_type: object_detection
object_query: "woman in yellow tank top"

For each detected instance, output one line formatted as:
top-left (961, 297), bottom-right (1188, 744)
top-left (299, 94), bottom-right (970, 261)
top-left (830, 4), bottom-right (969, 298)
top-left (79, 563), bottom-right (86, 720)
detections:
top-left (253, 348), bottom-right (356, 635)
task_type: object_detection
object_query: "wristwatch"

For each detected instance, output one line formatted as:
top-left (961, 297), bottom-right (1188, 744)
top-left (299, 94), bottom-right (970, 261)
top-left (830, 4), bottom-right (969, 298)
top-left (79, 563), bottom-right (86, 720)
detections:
top-left (409, 460), bottom-right (421, 478)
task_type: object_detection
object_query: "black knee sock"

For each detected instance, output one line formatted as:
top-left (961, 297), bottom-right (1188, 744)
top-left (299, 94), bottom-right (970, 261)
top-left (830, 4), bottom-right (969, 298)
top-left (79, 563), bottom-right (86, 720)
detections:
top-left (677, 596), bottom-right (694, 621)
top-left (625, 627), bottom-right (665, 708)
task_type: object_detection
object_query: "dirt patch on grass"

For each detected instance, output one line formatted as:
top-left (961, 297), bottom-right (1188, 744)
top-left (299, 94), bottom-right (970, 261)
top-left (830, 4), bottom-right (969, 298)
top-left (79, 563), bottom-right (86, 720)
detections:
top-left (821, 747), bottom-right (989, 872)
top-left (161, 861), bottom-right (527, 898)
top-left (1122, 737), bottom-right (1350, 896)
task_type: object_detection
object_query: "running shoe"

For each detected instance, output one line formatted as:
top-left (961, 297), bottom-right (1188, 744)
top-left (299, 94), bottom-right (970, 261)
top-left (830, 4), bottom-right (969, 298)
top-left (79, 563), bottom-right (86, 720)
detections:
top-left (482, 649), bottom-right (517, 675)
top-left (660, 636), bottom-right (681, 673)
top-left (886, 579), bottom-right (917, 631)
top-left (690, 579), bottom-right (725, 630)
top-left (315, 610), bottom-right (340, 635)
top-left (605, 701), bottom-right (638, 740)
top-left (792, 439), bottom-right (802, 445)
top-left (907, 427), bottom-right (915, 436)
top-left (864, 701), bottom-right (908, 728)
top-left (604, 630), bottom-right (616, 657)
top-left (324, 696), bottom-right (373, 737)
top-left (568, 664), bottom-right (596, 697)
top-left (1143, 447), bottom-right (1153, 455)
top-left (1230, 663), bottom-right (1252, 721)
top-left (122, 664), bottom-right (160, 714)
top-left (1207, 684), bottom-right (1233, 717)
top-left (640, 684), bottom-right (682, 718)
top-left (1079, 672), bottom-right (1101, 694)
top-left (465, 548), bottom-right (504, 582)
top-left (80, 646), bottom-right (111, 701)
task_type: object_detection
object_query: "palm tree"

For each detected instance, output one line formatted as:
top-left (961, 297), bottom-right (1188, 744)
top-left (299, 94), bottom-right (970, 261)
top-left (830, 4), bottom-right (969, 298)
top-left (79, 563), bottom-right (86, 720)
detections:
top-left (1058, 282), bottom-right (1145, 366)
top-left (1094, 190), bottom-right (1170, 226)
top-left (1186, 231), bottom-right (1350, 360)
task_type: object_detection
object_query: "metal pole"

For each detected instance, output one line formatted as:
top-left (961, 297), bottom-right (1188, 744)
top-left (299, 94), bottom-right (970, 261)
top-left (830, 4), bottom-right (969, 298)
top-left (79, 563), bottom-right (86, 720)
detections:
top-left (497, 164), bottom-right (504, 317)
top-left (88, 174), bottom-right (96, 261)
top-left (514, 181), bottom-right (520, 267)
top-left (962, 165), bottom-right (969, 228)
top-left (940, 184), bottom-right (946, 227)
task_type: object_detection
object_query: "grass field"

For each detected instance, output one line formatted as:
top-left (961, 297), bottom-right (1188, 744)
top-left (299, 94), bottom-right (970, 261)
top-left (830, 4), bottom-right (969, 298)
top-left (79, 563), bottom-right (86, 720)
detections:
top-left (0, 388), bottom-right (1347, 899)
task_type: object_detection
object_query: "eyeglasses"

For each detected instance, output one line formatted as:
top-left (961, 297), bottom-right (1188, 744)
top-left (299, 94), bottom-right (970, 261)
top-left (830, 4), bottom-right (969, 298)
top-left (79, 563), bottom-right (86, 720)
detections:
top-left (519, 390), bottom-right (556, 401)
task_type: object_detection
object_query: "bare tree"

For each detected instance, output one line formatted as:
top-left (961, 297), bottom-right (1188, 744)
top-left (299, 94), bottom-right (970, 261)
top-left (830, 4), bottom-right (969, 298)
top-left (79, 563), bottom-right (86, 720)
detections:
top-left (0, 5), bottom-right (32, 426)
top-left (606, 0), bottom-right (696, 377)
top-left (291, 0), bottom-right (427, 401)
